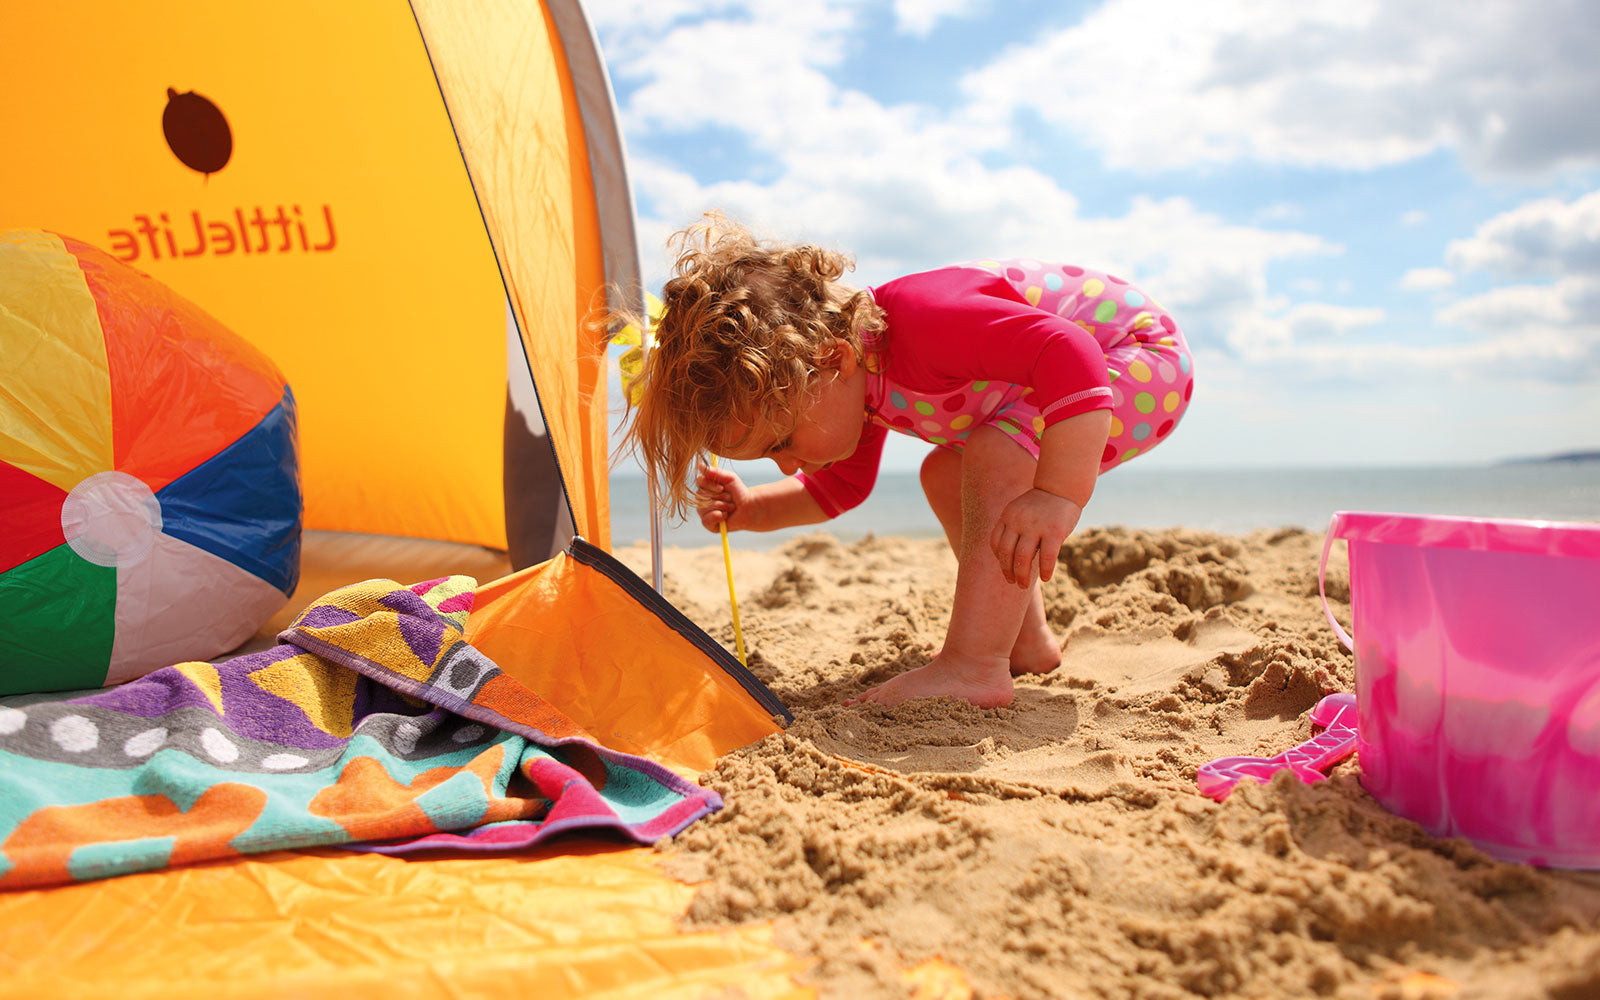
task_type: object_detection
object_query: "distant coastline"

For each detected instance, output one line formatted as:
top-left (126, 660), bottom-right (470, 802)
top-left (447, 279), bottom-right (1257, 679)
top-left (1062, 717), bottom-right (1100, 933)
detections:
top-left (610, 461), bottom-right (1600, 547)
top-left (1499, 450), bottom-right (1600, 465)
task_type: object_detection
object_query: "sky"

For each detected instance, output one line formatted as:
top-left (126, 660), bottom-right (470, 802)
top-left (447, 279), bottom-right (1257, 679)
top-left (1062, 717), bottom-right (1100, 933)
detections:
top-left (585, 0), bottom-right (1600, 473)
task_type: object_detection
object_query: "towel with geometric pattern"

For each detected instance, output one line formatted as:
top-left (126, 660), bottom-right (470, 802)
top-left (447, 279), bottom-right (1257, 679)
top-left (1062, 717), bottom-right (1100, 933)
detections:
top-left (0, 576), bottom-right (722, 889)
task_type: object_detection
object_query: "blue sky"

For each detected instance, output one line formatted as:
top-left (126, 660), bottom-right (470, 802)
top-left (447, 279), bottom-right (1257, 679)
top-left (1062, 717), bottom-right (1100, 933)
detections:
top-left (587, 0), bottom-right (1600, 473)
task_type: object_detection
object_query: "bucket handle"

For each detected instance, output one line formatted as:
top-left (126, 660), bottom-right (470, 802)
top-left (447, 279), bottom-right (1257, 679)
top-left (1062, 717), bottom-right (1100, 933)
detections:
top-left (1319, 513), bottom-right (1354, 652)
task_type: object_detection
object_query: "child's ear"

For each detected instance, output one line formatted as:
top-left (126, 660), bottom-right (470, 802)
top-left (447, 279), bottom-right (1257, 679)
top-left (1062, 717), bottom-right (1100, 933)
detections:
top-left (825, 339), bottom-right (859, 376)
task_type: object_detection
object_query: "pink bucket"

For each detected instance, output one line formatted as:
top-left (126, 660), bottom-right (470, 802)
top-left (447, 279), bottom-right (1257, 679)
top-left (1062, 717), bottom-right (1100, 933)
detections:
top-left (1320, 511), bottom-right (1600, 868)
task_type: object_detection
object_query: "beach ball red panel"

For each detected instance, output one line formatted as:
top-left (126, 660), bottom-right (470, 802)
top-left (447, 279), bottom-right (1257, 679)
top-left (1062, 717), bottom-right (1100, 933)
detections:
top-left (0, 230), bottom-right (302, 695)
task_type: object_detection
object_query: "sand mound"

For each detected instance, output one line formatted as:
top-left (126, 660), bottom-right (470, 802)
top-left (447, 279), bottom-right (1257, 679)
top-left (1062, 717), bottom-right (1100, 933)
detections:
top-left (616, 527), bottom-right (1600, 1000)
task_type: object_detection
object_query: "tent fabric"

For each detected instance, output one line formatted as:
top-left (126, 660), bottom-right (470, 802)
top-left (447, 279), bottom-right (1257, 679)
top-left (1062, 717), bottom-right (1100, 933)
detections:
top-left (544, 0), bottom-right (644, 315)
top-left (1, 0), bottom-right (619, 551)
top-left (246, 533), bottom-right (795, 774)
top-left (410, 0), bottom-right (622, 548)
top-left (468, 540), bottom-right (790, 775)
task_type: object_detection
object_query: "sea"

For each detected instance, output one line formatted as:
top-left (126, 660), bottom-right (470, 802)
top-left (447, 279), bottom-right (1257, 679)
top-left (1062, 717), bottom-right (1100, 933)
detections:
top-left (608, 461), bottom-right (1600, 550)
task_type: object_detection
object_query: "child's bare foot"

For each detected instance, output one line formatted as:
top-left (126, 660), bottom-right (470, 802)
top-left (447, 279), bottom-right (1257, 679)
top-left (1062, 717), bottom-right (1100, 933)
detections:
top-left (1010, 622), bottom-right (1062, 677)
top-left (848, 651), bottom-right (1014, 708)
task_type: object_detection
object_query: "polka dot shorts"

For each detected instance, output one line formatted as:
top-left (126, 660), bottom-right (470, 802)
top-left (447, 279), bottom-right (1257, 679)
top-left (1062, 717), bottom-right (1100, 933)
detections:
top-left (867, 260), bottom-right (1193, 472)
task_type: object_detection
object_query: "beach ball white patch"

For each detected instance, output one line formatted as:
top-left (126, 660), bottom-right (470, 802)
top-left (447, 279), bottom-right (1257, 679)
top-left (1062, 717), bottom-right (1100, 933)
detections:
top-left (261, 753), bottom-right (308, 771)
top-left (61, 470), bottom-right (163, 568)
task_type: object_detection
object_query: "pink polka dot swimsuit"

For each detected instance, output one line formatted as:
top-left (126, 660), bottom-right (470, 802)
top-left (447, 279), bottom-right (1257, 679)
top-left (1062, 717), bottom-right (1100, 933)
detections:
top-left (796, 259), bottom-right (1194, 518)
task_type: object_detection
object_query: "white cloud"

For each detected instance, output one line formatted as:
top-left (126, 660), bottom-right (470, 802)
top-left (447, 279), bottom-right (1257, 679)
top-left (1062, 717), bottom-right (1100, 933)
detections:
top-left (606, 5), bottom-right (859, 145)
top-left (595, 0), bottom-right (1345, 406)
top-left (1255, 203), bottom-right (1305, 224)
top-left (591, 0), bottom-right (1600, 452)
top-left (1404, 189), bottom-right (1600, 379)
top-left (1446, 189), bottom-right (1600, 278)
top-left (1186, 192), bottom-right (1600, 381)
top-left (1225, 302), bottom-right (1385, 358)
top-left (584, 0), bottom-right (749, 40)
top-left (892, 0), bottom-right (987, 37)
top-left (1434, 278), bottom-right (1600, 377)
top-left (960, 0), bottom-right (1600, 176)
top-left (1401, 210), bottom-right (1428, 227)
top-left (1227, 274), bottom-right (1599, 381)
top-left (1440, 278), bottom-right (1590, 331)
top-left (1400, 267), bottom-right (1455, 291)
top-left (630, 153), bottom-right (1338, 366)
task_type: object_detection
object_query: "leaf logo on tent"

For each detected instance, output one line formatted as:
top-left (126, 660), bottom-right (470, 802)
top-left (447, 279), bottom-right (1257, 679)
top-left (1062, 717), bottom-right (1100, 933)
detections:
top-left (611, 292), bottom-right (664, 405)
top-left (163, 88), bottom-right (232, 177)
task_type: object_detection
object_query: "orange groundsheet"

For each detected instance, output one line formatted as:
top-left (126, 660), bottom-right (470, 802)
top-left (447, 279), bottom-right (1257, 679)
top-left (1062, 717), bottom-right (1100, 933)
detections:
top-left (0, 844), bottom-right (808, 999)
top-left (0, 549), bottom-right (806, 999)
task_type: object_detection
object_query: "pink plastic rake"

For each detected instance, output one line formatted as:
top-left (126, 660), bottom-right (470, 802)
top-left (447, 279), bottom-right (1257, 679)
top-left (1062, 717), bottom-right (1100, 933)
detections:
top-left (1196, 693), bottom-right (1358, 801)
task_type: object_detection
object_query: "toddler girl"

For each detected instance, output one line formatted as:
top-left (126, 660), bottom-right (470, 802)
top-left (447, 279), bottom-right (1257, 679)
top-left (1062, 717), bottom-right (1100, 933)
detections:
top-left (618, 213), bottom-right (1193, 708)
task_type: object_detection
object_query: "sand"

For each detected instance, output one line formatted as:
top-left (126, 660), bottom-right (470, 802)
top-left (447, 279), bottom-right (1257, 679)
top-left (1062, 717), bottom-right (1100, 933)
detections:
top-left (614, 527), bottom-right (1600, 1000)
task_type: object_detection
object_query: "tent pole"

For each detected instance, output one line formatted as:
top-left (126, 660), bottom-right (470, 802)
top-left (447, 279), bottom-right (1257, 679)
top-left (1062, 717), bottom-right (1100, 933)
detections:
top-left (647, 477), bottom-right (664, 592)
top-left (643, 318), bottom-right (664, 592)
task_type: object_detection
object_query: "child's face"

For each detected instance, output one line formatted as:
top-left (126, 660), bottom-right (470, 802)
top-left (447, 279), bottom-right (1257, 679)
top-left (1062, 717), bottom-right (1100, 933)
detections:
top-left (716, 342), bottom-right (866, 476)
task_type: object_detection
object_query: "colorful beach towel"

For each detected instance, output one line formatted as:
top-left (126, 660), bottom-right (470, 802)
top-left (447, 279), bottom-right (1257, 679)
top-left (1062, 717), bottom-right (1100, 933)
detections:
top-left (0, 576), bottom-right (722, 889)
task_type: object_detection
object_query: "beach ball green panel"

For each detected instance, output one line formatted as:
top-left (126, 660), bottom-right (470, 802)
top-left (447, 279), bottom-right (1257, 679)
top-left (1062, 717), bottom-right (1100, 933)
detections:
top-left (0, 547), bottom-right (116, 695)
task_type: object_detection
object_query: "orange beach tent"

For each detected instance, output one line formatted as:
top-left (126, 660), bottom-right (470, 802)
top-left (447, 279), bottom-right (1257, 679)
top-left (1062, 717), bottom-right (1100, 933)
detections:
top-left (4, 0), bottom-right (616, 568)
top-left (0, 2), bottom-right (804, 996)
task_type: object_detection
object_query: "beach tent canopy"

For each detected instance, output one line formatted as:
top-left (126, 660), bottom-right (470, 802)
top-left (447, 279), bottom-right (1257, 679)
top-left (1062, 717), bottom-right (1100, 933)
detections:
top-left (1, 2), bottom-right (796, 996)
top-left (2, 0), bottom-right (634, 561)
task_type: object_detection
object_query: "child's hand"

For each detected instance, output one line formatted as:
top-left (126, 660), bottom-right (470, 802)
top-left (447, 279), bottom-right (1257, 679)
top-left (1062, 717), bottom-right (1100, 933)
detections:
top-left (989, 488), bottom-right (1083, 588)
top-left (695, 463), bottom-right (755, 532)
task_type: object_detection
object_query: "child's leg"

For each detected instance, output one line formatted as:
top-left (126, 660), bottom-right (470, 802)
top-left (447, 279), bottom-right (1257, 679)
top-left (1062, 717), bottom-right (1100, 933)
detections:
top-left (853, 427), bottom-right (1041, 708)
top-left (919, 445), bottom-right (1061, 676)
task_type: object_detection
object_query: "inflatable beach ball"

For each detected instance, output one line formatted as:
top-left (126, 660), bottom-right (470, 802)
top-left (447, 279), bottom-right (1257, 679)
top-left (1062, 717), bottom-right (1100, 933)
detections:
top-left (0, 230), bottom-right (301, 696)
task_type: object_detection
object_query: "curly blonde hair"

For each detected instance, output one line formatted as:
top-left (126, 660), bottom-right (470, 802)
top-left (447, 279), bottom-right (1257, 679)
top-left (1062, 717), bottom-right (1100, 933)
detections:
top-left (613, 212), bottom-right (885, 520)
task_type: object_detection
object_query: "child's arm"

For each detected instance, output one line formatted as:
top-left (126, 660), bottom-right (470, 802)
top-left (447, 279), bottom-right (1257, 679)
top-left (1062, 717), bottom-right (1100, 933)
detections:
top-left (696, 464), bottom-right (830, 533)
top-left (988, 409), bottom-right (1111, 586)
